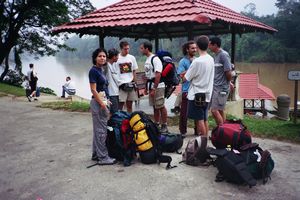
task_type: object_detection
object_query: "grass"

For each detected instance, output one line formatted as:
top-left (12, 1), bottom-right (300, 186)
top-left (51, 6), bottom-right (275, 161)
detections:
top-left (0, 82), bottom-right (25, 96)
top-left (39, 101), bottom-right (90, 112)
top-left (242, 115), bottom-right (300, 143)
top-left (39, 101), bottom-right (300, 143)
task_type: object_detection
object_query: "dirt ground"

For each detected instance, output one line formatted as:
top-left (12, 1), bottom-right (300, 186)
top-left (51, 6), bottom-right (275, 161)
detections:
top-left (0, 96), bottom-right (300, 200)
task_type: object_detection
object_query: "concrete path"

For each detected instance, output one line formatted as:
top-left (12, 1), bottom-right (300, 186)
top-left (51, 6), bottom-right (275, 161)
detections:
top-left (0, 96), bottom-right (300, 200)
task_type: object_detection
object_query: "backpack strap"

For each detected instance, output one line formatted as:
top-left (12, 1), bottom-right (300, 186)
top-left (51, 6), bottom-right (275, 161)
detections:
top-left (259, 150), bottom-right (272, 184)
top-left (150, 55), bottom-right (158, 73)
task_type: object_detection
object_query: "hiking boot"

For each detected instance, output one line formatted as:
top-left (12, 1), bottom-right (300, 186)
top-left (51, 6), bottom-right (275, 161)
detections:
top-left (27, 96), bottom-right (32, 102)
top-left (91, 153), bottom-right (98, 161)
top-left (98, 157), bottom-right (117, 165)
top-left (171, 106), bottom-right (180, 114)
top-left (61, 96), bottom-right (65, 98)
top-left (160, 124), bottom-right (168, 133)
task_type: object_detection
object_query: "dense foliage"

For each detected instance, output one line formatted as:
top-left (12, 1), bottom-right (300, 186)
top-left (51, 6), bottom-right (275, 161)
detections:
top-left (0, 0), bottom-right (95, 81)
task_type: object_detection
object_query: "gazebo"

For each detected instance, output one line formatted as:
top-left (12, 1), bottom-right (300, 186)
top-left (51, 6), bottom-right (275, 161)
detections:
top-left (239, 73), bottom-right (276, 115)
top-left (53, 0), bottom-right (277, 63)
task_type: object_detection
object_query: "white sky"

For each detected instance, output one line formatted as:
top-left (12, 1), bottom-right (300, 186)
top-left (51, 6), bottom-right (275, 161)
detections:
top-left (91, 0), bottom-right (278, 16)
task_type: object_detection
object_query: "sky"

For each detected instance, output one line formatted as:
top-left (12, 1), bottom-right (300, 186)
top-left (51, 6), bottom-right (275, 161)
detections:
top-left (91, 0), bottom-right (278, 16)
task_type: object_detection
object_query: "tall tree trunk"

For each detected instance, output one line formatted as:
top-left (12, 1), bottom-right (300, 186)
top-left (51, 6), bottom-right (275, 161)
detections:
top-left (0, 55), bottom-right (10, 82)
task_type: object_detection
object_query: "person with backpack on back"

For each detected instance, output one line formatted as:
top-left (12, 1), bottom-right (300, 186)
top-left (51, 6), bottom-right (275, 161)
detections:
top-left (177, 41), bottom-right (198, 138)
top-left (208, 37), bottom-right (232, 125)
top-left (183, 36), bottom-right (215, 143)
top-left (140, 41), bottom-right (168, 133)
top-left (26, 63), bottom-right (38, 102)
top-left (116, 41), bottom-right (139, 113)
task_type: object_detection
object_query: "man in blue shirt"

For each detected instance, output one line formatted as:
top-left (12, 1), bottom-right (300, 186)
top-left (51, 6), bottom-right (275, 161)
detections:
top-left (177, 41), bottom-right (197, 137)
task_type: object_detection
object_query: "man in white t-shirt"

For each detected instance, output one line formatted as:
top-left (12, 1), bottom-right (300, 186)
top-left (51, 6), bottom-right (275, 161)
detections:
top-left (184, 35), bottom-right (215, 139)
top-left (61, 76), bottom-right (76, 98)
top-left (106, 48), bottom-right (120, 114)
top-left (140, 41), bottom-right (168, 133)
top-left (116, 41), bottom-right (138, 113)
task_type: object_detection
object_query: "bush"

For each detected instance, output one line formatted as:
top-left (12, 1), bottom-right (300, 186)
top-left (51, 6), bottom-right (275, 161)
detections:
top-left (3, 69), bottom-right (24, 87)
top-left (39, 87), bottom-right (56, 95)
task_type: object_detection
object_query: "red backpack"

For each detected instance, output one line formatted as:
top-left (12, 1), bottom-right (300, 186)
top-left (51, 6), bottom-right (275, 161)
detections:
top-left (211, 119), bottom-right (252, 150)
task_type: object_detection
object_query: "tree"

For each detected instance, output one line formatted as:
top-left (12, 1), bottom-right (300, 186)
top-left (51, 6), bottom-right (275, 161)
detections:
top-left (0, 0), bottom-right (95, 81)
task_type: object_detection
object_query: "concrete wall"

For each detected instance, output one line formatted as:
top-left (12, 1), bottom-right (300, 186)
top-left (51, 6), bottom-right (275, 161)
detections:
top-left (225, 74), bottom-right (244, 119)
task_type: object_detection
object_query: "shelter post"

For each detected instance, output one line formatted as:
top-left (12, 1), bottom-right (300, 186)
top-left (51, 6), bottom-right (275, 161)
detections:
top-left (98, 34), bottom-right (104, 48)
top-left (231, 31), bottom-right (236, 64)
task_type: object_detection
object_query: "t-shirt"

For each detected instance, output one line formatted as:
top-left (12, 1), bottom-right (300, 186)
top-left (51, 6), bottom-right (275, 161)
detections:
top-left (89, 66), bottom-right (109, 97)
top-left (116, 54), bottom-right (138, 85)
top-left (213, 49), bottom-right (232, 90)
top-left (177, 56), bottom-right (194, 93)
top-left (27, 69), bottom-right (37, 82)
top-left (144, 54), bottom-right (165, 88)
top-left (106, 62), bottom-right (120, 96)
top-left (63, 80), bottom-right (76, 90)
top-left (185, 54), bottom-right (215, 101)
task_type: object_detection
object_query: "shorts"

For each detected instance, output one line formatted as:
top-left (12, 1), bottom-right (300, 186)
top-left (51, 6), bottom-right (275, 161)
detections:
top-left (119, 88), bottom-right (138, 103)
top-left (210, 87), bottom-right (229, 110)
top-left (149, 87), bottom-right (165, 109)
top-left (187, 100), bottom-right (208, 121)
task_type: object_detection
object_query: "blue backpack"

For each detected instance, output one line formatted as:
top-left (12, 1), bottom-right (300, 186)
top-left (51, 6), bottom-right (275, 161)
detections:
top-left (106, 111), bottom-right (134, 166)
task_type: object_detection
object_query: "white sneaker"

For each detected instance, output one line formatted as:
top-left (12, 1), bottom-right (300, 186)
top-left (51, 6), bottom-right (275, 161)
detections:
top-left (98, 157), bottom-right (116, 165)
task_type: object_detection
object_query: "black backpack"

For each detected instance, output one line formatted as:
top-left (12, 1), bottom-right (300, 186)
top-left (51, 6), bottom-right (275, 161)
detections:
top-left (159, 133), bottom-right (183, 154)
top-left (207, 143), bottom-right (275, 187)
top-left (150, 51), bottom-right (180, 98)
top-left (129, 111), bottom-right (176, 169)
top-left (106, 111), bottom-right (135, 166)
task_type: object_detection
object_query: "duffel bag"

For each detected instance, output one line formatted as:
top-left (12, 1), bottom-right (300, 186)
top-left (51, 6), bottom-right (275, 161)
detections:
top-left (211, 119), bottom-right (252, 149)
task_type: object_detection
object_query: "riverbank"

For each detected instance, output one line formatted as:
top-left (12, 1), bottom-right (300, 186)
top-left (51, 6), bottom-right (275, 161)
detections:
top-left (0, 96), bottom-right (299, 200)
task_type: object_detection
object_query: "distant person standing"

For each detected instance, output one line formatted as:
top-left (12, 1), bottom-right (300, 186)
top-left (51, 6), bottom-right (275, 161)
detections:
top-left (140, 41), bottom-right (168, 133)
top-left (116, 41), bottom-right (138, 113)
top-left (209, 36), bottom-right (232, 125)
top-left (106, 48), bottom-right (120, 114)
top-left (89, 48), bottom-right (116, 165)
top-left (177, 41), bottom-right (198, 137)
top-left (26, 63), bottom-right (38, 101)
top-left (61, 76), bottom-right (76, 98)
top-left (184, 35), bottom-right (214, 138)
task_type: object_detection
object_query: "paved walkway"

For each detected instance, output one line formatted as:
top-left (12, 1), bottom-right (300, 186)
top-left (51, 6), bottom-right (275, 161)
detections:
top-left (0, 96), bottom-right (300, 200)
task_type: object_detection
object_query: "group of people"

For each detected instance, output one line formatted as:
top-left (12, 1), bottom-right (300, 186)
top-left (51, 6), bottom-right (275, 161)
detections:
top-left (177, 36), bottom-right (232, 142)
top-left (88, 36), bottom-right (232, 165)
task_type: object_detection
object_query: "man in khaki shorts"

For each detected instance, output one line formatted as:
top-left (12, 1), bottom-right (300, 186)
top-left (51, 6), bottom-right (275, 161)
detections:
top-left (116, 41), bottom-right (138, 113)
top-left (140, 41), bottom-right (168, 133)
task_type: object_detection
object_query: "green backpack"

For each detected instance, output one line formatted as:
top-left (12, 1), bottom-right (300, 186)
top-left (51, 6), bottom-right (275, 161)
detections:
top-left (239, 143), bottom-right (275, 183)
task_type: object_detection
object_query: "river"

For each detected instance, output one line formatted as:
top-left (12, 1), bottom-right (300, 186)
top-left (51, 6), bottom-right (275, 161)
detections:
top-left (21, 56), bottom-right (300, 105)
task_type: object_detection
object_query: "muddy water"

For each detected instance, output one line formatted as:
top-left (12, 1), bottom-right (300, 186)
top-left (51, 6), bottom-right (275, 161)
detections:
top-left (236, 62), bottom-right (300, 106)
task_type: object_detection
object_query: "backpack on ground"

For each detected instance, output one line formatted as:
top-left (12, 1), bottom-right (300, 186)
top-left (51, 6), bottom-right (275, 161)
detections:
top-left (129, 111), bottom-right (176, 169)
top-left (207, 143), bottom-right (274, 187)
top-left (211, 119), bottom-right (252, 150)
top-left (150, 50), bottom-right (180, 98)
top-left (106, 111), bottom-right (135, 166)
top-left (181, 136), bottom-right (211, 166)
top-left (159, 133), bottom-right (183, 154)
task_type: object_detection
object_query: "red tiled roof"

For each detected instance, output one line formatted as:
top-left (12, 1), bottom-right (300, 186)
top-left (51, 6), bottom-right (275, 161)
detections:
top-left (53, 0), bottom-right (276, 37)
top-left (239, 73), bottom-right (275, 100)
